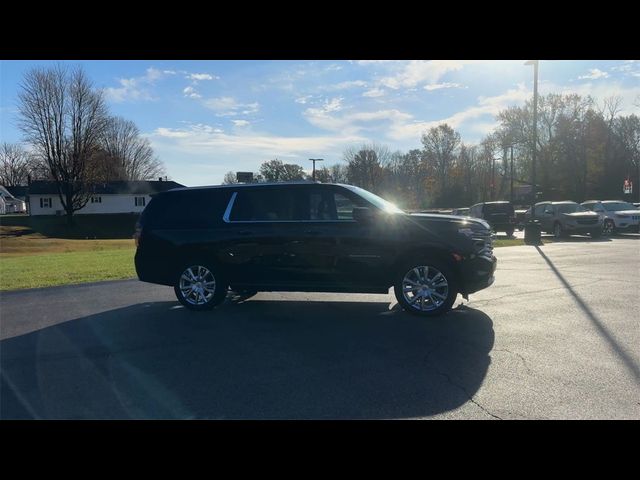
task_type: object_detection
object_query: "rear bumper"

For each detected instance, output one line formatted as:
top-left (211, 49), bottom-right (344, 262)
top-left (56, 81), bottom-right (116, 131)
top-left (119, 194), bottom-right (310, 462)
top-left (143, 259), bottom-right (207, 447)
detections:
top-left (135, 250), bottom-right (176, 286)
top-left (459, 255), bottom-right (497, 295)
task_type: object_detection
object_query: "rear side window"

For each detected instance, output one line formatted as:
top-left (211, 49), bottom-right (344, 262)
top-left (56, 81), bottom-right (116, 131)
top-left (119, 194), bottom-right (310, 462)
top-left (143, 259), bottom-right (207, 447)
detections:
top-left (230, 188), bottom-right (298, 221)
top-left (142, 190), bottom-right (232, 228)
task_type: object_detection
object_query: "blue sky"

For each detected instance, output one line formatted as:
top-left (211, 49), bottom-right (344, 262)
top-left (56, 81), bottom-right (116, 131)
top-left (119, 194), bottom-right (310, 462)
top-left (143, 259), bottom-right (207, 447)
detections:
top-left (1, 60), bottom-right (639, 187)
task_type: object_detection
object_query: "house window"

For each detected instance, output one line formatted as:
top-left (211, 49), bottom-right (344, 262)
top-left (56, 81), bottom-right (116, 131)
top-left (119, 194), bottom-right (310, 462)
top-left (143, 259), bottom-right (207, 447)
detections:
top-left (40, 197), bottom-right (52, 208)
top-left (135, 196), bottom-right (146, 207)
top-left (91, 196), bottom-right (102, 203)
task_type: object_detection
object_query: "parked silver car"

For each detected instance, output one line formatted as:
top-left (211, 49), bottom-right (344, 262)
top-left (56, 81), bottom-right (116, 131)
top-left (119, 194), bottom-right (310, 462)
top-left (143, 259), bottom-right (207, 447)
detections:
top-left (527, 201), bottom-right (602, 239)
top-left (581, 200), bottom-right (640, 234)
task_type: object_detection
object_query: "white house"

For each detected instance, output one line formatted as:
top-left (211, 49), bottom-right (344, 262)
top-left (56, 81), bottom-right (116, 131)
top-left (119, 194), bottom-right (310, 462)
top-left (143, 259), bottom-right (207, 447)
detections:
top-left (0, 186), bottom-right (27, 213)
top-left (28, 180), bottom-right (185, 216)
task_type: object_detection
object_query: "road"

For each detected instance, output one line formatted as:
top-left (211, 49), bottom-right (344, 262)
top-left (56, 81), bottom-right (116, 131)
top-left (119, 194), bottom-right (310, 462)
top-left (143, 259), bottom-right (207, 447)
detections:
top-left (1, 236), bottom-right (639, 419)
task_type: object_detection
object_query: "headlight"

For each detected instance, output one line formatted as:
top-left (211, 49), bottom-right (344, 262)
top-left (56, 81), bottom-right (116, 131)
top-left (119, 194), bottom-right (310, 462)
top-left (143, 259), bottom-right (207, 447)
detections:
top-left (458, 228), bottom-right (476, 237)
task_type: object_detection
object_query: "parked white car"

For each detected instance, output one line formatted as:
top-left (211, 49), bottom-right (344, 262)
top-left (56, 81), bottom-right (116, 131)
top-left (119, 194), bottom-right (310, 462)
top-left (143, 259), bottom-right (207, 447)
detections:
top-left (581, 200), bottom-right (640, 234)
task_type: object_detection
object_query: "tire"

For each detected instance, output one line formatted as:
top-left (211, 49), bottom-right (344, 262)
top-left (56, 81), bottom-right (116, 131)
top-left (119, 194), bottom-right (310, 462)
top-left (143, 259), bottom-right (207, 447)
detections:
top-left (553, 222), bottom-right (564, 239)
top-left (603, 219), bottom-right (615, 236)
top-left (394, 259), bottom-right (457, 317)
top-left (174, 263), bottom-right (228, 311)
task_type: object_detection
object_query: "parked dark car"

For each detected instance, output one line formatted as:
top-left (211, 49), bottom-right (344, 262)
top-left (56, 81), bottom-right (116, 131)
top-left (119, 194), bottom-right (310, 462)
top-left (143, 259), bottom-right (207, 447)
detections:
top-left (134, 182), bottom-right (497, 316)
top-left (452, 207), bottom-right (470, 216)
top-left (514, 208), bottom-right (529, 231)
top-left (469, 201), bottom-right (516, 236)
top-left (526, 201), bottom-right (602, 238)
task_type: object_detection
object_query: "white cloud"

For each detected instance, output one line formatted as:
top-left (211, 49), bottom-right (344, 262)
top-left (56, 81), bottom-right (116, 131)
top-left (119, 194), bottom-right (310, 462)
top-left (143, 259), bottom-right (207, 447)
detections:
top-left (183, 86), bottom-right (201, 98)
top-left (387, 84), bottom-right (531, 140)
top-left (424, 82), bottom-right (464, 91)
top-left (578, 68), bottom-right (609, 80)
top-left (149, 124), bottom-right (366, 169)
top-left (203, 97), bottom-right (260, 116)
top-left (362, 88), bottom-right (385, 98)
top-left (186, 73), bottom-right (219, 82)
top-left (295, 95), bottom-right (313, 104)
top-left (320, 80), bottom-right (367, 91)
top-left (380, 60), bottom-right (469, 90)
top-left (105, 67), bottom-right (171, 102)
top-left (232, 120), bottom-right (250, 127)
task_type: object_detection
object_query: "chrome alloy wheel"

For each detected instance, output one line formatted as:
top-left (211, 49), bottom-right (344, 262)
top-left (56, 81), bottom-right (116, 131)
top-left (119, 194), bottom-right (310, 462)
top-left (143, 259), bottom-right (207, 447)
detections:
top-left (178, 265), bottom-right (216, 306)
top-left (401, 266), bottom-right (449, 312)
top-left (603, 220), bottom-right (614, 235)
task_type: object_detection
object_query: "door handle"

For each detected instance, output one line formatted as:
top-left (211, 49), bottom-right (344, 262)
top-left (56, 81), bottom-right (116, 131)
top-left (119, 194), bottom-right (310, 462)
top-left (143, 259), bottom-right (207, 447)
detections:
top-left (239, 230), bottom-right (253, 235)
top-left (304, 229), bottom-right (322, 235)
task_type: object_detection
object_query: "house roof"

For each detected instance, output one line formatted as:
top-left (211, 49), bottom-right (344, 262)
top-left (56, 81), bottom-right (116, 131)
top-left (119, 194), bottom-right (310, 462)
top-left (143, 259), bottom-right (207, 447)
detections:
top-left (5, 186), bottom-right (28, 197)
top-left (28, 180), bottom-right (185, 195)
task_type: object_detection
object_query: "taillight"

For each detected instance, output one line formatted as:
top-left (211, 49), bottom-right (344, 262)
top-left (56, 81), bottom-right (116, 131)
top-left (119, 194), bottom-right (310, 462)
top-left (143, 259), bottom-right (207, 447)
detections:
top-left (134, 222), bottom-right (142, 247)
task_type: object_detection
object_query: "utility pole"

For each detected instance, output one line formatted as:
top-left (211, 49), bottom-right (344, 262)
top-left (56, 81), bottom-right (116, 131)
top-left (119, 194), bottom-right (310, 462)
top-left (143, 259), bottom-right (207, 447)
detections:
top-left (510, 145), bottom-right (514, 203)
top-left (309, 158), bottom-right (324, 181)
top-left (524, 60), bottom-right (541, 245)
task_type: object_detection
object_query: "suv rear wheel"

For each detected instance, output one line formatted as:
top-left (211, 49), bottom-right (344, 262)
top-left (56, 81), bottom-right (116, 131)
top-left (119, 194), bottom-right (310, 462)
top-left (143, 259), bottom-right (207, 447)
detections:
top-left (174, 263), bottom-right (227, 311)
top-left (394, 261), bottom-right (457, 317)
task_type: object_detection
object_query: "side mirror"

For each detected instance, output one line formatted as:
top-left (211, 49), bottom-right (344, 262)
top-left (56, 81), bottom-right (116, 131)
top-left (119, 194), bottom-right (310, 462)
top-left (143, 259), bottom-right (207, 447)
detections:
top-left (352, 206), bottom-right (376, 223)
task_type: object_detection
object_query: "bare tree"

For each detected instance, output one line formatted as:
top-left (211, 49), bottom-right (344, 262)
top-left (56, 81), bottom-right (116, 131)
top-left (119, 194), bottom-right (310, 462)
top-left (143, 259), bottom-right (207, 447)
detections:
top-left (343, 143), bottom-right (391, 193)
top-left (18, 65), bottom-right (108, 224)
top-left (222, 171), bottom-right (238, 184)
top-left (421, 124), bottom-right (461, 203)
top-left (99, 116), bottom-right (165, 180)
top-left (0, 143), bottom-right (31, 186)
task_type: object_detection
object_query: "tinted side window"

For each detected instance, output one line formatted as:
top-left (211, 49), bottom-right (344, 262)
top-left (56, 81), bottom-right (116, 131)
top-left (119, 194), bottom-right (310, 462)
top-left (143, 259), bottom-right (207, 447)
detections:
top-left (535, 204), bottom-right (548, 216)
top-left (145, 190), bottom-right (231, 228)
top-left (230, 188), bottom-right (298, 221)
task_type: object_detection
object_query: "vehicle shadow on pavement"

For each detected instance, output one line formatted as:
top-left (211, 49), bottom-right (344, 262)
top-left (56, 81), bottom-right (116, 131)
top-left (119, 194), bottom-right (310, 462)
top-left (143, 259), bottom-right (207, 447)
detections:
top-left (534, 246), bottom-right (640, 383)
top-left (1, 299), bottom-right (494, 420)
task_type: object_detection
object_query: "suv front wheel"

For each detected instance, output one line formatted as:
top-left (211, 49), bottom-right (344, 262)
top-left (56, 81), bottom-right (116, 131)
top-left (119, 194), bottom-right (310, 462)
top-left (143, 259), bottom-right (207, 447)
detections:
top-left (174, 263), bottom-right (228, 311)
top-left (394, 261), bottom-right (457, 317)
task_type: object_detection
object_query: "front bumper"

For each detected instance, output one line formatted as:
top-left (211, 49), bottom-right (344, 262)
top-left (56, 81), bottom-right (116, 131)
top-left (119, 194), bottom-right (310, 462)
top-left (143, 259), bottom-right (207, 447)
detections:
top-left (459, 255), bottom-right (497, 295)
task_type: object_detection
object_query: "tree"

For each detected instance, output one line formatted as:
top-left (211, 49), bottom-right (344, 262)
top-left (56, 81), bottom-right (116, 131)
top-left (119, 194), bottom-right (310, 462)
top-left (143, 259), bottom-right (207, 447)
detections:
top-left (222, 171), bottom-right (238, 184)
top-left (98, 116), bottom-right (165, 181)
top-left (259, 159), bottom-right (306, 182)
top-left (17, 65), bottom-right (108, 224)
top-left (0, 143), bottom-right (31, 186)
top-left (421, 124), bottom-right (461, 205)
top-left (344, 143), bottom-right (391, 192)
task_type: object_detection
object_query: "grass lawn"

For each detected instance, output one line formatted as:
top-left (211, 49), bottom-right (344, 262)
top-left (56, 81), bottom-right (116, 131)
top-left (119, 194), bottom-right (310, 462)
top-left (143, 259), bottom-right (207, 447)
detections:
top-left (0, 248), bottom-right (136, 291)
top-left (1, 215), bottom-right (138, 291)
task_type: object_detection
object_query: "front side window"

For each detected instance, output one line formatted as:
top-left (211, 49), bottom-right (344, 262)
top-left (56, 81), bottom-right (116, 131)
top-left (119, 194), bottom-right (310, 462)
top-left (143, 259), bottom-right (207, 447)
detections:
top-left (556, 203), bottom-right (584, 214)
top-left (535, 204), bottom-right (548, 216)
top-left (342, 185), bottom-right (404, 214)
top-left (135, 196), bottom-right (146, 207)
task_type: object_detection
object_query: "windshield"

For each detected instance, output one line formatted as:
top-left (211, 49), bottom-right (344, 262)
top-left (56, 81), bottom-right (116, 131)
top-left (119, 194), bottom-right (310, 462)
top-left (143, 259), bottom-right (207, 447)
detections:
top-left (484, 203), bottom-right (514, 214)
top-left (557, 203), bottom-right (586, 214)
top-left (603, 202), bottom-right (635, 212)
top-left (343, 185), bottom-right (405, 214)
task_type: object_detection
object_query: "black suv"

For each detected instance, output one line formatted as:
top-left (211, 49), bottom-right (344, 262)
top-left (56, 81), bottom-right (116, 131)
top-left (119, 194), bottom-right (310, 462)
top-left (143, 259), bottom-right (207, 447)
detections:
top-left (469, 201), bottom-right (516, 236)
top-left (134, 183), bottom-right (497, 316)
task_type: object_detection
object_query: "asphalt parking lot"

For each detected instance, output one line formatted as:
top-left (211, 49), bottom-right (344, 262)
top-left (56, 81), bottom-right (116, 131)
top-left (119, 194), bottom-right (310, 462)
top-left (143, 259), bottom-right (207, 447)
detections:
top-left (1, 235), bottom-right (639, 419)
